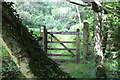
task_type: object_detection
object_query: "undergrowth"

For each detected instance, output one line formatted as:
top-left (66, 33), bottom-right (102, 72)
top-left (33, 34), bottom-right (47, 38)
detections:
top-left (59, 61), bottom-right (96, 78)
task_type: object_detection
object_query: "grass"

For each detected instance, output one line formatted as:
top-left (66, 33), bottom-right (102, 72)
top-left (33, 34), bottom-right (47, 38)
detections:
top-left (58, 58), bottom-right (120, 78)
top-left (59, 61), bottom-right (96, 78)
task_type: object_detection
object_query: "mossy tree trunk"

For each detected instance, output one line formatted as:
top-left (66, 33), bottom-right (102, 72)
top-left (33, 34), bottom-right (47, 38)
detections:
top-left (94, 12), bottom-right (107, 79)
top-left (1, 2), bottom-right (70, 78)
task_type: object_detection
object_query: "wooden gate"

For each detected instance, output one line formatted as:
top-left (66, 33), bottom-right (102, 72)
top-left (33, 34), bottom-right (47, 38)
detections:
top-left (40, 26), bottom-right (82, 63)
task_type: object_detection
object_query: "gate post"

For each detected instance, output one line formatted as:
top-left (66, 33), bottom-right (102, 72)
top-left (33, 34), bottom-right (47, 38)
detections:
top-left (83, 22), bottom-right (89, 61)
top-left (76, 29), bottom-right (80, 63)
top-left (40, 25), bottom-right (47, 54)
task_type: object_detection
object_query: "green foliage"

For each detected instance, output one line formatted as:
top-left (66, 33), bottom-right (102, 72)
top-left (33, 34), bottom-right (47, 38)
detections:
top-left (105, 58), bottom-right (120, 78)
top-left (60, 59), bottom-right (119, 78)
top-left (60, 61), bottom-right (96, 78)
top-left (28, 28), bottom-right (40, 37)
top-left (2, 1), bottom-right (120, 78)
top-left (0, 47), bottom-right (25, 79)
top-left (102, 2), bottom-right (120, 58)
top-left (14, 2), bottom-right (84, 30)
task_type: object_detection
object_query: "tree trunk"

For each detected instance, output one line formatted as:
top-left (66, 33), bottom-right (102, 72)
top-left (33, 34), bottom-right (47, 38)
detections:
top-left (0, 1), bottom-right (2, 79)
top-left (1, 2), bottom-right (70, 78)
top-left (94, 12), bottom-right (107, 79)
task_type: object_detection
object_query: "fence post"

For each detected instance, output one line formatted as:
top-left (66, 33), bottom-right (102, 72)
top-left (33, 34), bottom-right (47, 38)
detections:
top-left (40, 25), bottom-right (47, 54)
top-left (83, 22), bottom-right (89, 61)
top-left (76, 29), bottom-right (80, 63)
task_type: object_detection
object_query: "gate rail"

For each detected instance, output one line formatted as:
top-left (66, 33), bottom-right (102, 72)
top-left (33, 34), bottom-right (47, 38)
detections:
top-left (40, 26), bottom-right (81, 63)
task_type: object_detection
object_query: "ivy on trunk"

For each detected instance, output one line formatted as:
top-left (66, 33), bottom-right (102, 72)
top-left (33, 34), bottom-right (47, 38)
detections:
top-left (1, 2), bottom-right (70, 79)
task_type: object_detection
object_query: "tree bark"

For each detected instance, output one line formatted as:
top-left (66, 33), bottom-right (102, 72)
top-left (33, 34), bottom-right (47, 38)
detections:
top-left (0, 1), bottom-right (2, 79)
top-left (94, 12), bottom-right (107, 79)
top-left (1, 2), bottom-right (70, 79)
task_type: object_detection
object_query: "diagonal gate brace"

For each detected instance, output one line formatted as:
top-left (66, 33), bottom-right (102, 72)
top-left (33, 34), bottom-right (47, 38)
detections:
top-left (50, 34), bottom-right (75, 56)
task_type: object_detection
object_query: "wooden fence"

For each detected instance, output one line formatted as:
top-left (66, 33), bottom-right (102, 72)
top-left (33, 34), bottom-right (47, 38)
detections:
top-left (40, 23), bottom-right (88, 63)
top-left (40, 26), bottom-right (82, 63)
